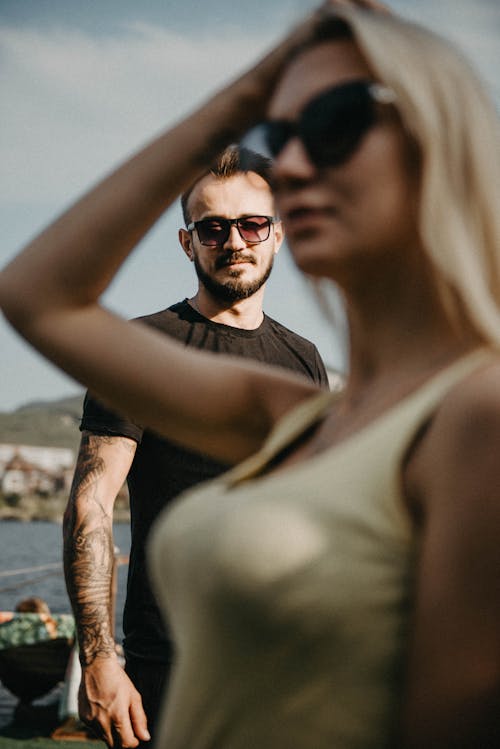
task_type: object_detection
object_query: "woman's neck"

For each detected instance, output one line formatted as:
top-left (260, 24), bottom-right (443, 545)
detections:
top-left (340, 258), bottom-right (482, 404)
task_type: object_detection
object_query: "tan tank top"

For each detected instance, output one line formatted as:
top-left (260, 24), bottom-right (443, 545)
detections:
top-left (149, 348), bottom-right (493, 749)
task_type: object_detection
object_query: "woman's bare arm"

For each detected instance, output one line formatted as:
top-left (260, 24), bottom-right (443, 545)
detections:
top-left (0, 2), bottom-right (390, 460)
top-left (0, 0), bottom-right (377, 322)
top-left (0, 0), bottom-right (343, 319)
top-left (0, 11), bottom-right (335, 463)
top-left (402, 361), bottom-right (500, 747)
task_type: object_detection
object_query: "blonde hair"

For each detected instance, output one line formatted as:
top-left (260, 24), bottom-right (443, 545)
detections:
top-left (318, 8), bottom-right (500, 342)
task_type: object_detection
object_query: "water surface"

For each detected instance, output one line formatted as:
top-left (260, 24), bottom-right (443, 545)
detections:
top-left (0, 521), bottom-right (131, 637)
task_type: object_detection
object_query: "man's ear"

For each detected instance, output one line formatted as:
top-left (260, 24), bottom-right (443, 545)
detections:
top-left (179, 228), bottom-right (194, 261)
top-left (273, 220), bottom-right (285, 255)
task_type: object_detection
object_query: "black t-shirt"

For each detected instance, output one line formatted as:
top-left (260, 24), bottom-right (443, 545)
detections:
top-left (80, 299), bottom-right (328, 663)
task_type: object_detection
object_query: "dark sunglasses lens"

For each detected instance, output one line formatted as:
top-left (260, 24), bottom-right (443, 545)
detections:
top-left (238, 216), bottom-right (271, 243)
top-left (262, 121), bottom-right (295, 159)
top-left (196, 219), bottom-right (230, 246)
top-left (196, 217), bottom-right (271, 246)
top-left (302, 82), bottom-right (375, 167)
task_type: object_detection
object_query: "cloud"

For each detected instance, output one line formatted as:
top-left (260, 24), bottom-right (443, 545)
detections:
top-left (396, 0), bottom-right (499, 98)
top-left (0, 21), bottom-right (277, 204)
top-left (1, 4), bottom-right (497, 207)
top-left (0, 2), bottom-right (497, 410)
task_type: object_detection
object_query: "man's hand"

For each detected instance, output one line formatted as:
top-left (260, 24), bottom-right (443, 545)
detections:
top-left (79, 657), bottom-right (150, 748)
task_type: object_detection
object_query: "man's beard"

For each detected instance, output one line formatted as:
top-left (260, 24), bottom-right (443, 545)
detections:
top-left (193, 251), bottom-right (274, 302)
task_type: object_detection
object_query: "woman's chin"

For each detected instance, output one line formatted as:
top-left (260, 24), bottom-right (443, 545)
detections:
top-left (288, 241), bottom-right (343, 280)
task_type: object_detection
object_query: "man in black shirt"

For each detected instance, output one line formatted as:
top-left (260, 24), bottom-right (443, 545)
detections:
top-left (63, 145), bottom-right (328, 748)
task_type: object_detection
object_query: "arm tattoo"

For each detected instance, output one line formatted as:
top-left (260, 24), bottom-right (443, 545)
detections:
top-left (63, 433), bottom-right (126, 665)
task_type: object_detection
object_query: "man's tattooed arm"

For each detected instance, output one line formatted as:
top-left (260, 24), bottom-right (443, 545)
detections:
top-left (63, 431), bottom-right (136, 666)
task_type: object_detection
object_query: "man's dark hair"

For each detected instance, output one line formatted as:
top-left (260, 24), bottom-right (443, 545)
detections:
top-left (181, 144), bottom-right (273, 226)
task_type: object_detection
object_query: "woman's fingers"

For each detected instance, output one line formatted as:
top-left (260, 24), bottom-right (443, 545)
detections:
top-left (319, 0), bottom-right (392, 14)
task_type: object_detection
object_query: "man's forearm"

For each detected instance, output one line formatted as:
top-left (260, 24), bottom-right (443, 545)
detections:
top-left (63, 435), bottom-right (118, 666)
top-left (64, 506), bottom-right (116, 664)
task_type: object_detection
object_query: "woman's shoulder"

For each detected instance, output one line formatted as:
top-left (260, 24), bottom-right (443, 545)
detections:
top-left (409, 353), bottom-right (500, 510)
top-left (436, 354), bottom-right (500, 440)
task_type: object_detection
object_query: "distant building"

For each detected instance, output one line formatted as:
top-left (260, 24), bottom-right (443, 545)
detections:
top-left (0, 444), bottom-right (75, 497)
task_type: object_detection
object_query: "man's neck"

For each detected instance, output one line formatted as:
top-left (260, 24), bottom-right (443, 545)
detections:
top-left (189, 290), bottom-right (265, 330)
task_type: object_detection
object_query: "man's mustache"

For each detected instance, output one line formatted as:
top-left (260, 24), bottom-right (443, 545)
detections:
top-left (215, 252), bottom-right (256, 270)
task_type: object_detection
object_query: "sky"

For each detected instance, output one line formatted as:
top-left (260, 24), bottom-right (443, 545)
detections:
top-left (0, 0), bottom-right (498, 412)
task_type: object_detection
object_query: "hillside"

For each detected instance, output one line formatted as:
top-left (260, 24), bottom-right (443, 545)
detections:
top-left (0, 392), bottom-right (132, 521)
top-left (0, 393), bottom-right (85, 450)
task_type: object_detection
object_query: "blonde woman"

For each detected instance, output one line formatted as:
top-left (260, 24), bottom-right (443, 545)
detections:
top-left (1, 1), bottom-right (500, 746)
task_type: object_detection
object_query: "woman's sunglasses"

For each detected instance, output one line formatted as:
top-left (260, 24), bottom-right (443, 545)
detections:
top-left (251, 79), bottom-right (396, 169)
top-left (187, 215), bottom-right (277, 247)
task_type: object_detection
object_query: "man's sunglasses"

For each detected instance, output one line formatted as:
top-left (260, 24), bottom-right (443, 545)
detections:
top-left (258, 79), bottom-right (396, 169)
top-left (187, 215), bottom-right (277, 247)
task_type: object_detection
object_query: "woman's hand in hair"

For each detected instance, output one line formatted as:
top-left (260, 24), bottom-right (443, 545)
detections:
top-left (319, 0), bottom-right (392, 14)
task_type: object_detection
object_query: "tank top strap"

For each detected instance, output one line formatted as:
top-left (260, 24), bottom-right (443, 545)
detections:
top-left (224, 346), bottom-right (498, 489)
top-left (224, 389), bottom-right (340, 487)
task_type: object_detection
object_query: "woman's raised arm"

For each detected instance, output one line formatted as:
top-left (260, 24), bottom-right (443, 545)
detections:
top-left (0, 14), bottom-right (329, 463)
top-left (0, 0), bottom-right (370, 325)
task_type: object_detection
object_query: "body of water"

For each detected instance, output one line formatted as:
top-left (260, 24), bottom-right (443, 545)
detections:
top-left (0, 521), bottom-right (131, 636)
top-left (0, 521), bottom-right (131, 729)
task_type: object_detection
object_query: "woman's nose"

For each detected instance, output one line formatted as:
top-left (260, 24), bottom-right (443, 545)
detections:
top-left (272, 137), bottom-right (317, 182)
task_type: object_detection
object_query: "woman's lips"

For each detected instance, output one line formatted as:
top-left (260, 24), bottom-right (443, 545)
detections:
top-left (283, 206), bottom-right (334, 234)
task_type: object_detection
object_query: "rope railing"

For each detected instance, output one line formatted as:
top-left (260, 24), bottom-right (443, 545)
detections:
top-left (0, 571), bottom-right (64, 595)
top-left (0, 563), bottom-right (62, 579)
top-left (0, 563), bottom-right (64, 595)
top-left (0, 557), bottom-right (128, 596)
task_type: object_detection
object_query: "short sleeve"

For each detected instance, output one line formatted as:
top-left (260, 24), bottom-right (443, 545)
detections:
top-left (80, 392), bottom-right (144, 444)
top-left (313, 348), bottom-right (330, 388)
